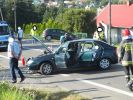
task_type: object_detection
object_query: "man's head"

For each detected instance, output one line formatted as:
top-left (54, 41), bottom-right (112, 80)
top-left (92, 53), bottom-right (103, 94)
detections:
top-left (65, 33), bottom-right (68, 38)
top-left (122, 29), bottom-right (131, 37)
top-left (18, 27), bottom-right (21, 30)
top-left (33, 25), bottom-right (37, 31)
top-left (8, 37), bottom-right (14, 43)
top-left (97, 27), bottom-right (103, 33)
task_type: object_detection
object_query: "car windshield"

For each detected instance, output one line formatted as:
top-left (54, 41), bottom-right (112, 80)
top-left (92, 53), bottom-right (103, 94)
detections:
top-left (55, 41), bottom-right (69, 53)
top-left (0, 26), bottom-right (9, 35)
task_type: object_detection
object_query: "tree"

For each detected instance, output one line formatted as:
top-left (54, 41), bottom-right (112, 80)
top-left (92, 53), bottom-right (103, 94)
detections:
top-left (55, 8), bottom-right (96, 36)
top-left (43, 6), bottom-right (58, 23)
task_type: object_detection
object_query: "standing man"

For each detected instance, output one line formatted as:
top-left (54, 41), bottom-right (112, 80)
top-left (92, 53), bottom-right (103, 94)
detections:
top-left (7, 37), bottom-right (25, 83)
top-left (60, 33), bottom-right (72, 44)
top-left (118, 29), bottom-right (133, 87)
top-left (30, 25), bottom-right (37, 43)
top-left (17, 26), bottom-right (23, 48)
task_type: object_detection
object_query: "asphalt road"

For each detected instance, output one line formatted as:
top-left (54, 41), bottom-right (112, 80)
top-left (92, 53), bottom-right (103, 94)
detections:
top-left (0, 40), bottom-right (133, 100)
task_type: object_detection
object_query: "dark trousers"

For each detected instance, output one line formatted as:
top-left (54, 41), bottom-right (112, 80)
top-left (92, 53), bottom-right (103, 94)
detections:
top-left (123, 65), bottom-right (133, 81)
top-left (9, 57), bottom-right (24, 81)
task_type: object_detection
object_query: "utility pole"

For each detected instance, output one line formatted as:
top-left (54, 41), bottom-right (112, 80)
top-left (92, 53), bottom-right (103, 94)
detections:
top-left (14, 0), bottom-right (17, 32)
top-left (0, 8), bottom-right (3, 21)
top-left (108, 0), bottom-right (111, 45)
top-left (0, 0), bottom-right (4, 21)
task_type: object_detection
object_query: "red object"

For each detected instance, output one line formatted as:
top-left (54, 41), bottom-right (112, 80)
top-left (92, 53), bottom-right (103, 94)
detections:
top-left (21, 56), bottom-right (25, 66)
top-left (122, 29), bottom-right (131, 36)
top-left (97, 4), bottom-right (133, 28)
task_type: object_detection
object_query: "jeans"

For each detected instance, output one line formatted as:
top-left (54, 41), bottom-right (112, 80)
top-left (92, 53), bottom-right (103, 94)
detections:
top-left (9, 57), bottom-right (24, 81)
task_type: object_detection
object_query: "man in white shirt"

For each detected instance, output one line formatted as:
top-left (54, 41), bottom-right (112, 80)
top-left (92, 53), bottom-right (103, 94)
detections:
top-left (17, 27), bottom-right (23, 48)
top-left (8, 37), bottom-right (25, 83)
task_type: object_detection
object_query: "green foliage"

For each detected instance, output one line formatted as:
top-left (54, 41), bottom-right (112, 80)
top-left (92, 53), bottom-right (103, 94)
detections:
top-left (0, 81), bottom-right (34, 100)
top-left (23, 22), bottom-right (45, 37)
top-left (43, 7), bottom-right (59, 23)
top-left (55, 8), bottom-right (96, 37)
top-left (0, 81), bottom-right (89, 100)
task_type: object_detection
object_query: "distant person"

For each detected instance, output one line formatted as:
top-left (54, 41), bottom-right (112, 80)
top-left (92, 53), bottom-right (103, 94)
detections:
top-left (117, 29), bottom-right (133, 88)
top-left (60, 33), bottom-right (72, 44)
top-left (17, 27), bottom-right (23, 48)
top-left (7, 37), bottom-right (25, 83)
top-left (10, 30), bottom-right (16, 39)
top-left (30, 25), bottom-right (37, 43)
top-left (60, 35), bottom-right (65, 44)
top-left (97, 27), bottom-right (106, 42)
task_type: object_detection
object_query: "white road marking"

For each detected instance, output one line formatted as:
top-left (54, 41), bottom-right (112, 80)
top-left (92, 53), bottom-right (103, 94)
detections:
top-left (0, 55), bottom-right (9, 59)
top-left (0, 55), bottom-right (22, 64)
top-left (1, 54), bottom-right (133, 97)
top-left (78, 79), bottom-right (133, 97)
top-left (24, 47), bottom-right (43, 52)
top-left (60, 74), bottom-right (70, 77)
top-left (60, 73), bottom-right (133, 97)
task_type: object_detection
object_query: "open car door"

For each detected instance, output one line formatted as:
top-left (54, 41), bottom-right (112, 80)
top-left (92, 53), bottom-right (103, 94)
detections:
top-left (54, 42), bottom-right (68, 69)
top-left (78, 41), bottom-right (101, 67)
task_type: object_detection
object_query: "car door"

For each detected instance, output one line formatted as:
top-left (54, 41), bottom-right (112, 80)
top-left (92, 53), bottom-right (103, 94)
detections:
top-left (54, 42), bottom-right (68, 68)
top-left (78, 42), bottom-right (100, 67)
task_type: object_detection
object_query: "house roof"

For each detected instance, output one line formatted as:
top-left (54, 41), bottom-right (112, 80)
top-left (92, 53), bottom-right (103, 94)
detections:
top-left (97, 4), bottom-right (133, 28)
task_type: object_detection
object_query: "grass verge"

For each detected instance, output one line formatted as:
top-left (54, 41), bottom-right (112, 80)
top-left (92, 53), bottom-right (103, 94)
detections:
top-left (0, 81), bottom-right (90, 100)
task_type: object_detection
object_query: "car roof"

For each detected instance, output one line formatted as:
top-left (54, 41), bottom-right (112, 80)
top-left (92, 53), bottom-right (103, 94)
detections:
top-left (68, 38), bottom-right (96, 42)
top-left (45, 28), bottom-right (66, 31)
top-left (67, 38), bottom-right (113, 47)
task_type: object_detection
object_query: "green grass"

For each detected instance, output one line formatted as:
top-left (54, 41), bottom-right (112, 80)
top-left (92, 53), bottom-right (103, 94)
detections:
top-left (0, 81), bottom-right (90, 100)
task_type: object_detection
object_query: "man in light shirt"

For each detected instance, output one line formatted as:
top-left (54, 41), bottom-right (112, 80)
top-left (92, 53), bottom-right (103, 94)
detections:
top-left (17, 27), bottom-right (23, 48)
top-left (8, 37), bottom-right (25, 83)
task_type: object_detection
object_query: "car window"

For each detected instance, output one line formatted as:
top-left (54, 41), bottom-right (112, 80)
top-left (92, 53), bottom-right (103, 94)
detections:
top-left (81, 42), bottom-right (93, 52)
top-left (52, 29), bottom-right (56, 33)
top-left (80, 42), bottom-right (100, 52)
top-left (56, 42), bottom-right (68, 53)
top-left (60, 30), bottom-right (65, 34)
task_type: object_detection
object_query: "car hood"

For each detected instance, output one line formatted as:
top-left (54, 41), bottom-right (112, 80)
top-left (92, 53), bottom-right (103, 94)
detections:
top-left (27, 53), bottom-right (55, 63)
top-left (31, 35), bottom-right (53, 54)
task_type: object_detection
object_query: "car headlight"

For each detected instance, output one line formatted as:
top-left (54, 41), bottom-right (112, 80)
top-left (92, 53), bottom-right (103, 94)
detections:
top-left (27, 60), bottom-right (34, 65)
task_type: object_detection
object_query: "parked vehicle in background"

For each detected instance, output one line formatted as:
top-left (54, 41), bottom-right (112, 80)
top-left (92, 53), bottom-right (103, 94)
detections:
top-left (26, 36), bottom-right (118, 75)
top-left (0, 21), bottom-right (10, 50)
top-left (42, 28), bottom-right (76, 41)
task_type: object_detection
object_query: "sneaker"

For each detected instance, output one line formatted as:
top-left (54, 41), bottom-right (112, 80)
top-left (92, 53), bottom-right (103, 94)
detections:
top-left (20, 77), bottom-right (26, 82)
top-left (11, 80), bottom-right (17, 83)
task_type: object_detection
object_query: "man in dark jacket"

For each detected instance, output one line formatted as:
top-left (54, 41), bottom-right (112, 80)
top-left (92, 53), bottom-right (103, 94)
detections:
top-left (118, 29), bottom-right (133, 87)
top-left (60, 33), bottom-right (72, 44)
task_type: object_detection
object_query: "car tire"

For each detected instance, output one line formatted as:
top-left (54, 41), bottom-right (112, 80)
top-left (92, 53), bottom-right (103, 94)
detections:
top-left (40, 62), bottom-right (53, 75)
top-left (98, 58), bottom-right (111, 70)
top-left (46, 36), bottom-right (52, 41)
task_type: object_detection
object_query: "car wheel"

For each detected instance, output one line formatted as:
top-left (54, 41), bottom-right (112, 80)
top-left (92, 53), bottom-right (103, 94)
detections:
top-left (40, 63), bottom-right (53, 75)
top-left (46, 36), bottom-right (52, 41)
top-left (98, 58), bottom-right (111, 70)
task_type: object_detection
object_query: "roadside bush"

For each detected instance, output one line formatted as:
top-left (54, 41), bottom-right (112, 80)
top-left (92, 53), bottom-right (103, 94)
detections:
top-left (23, 22), bottom-right (45, 38)
top-left (0, 81), bottom-right (35, 100)
top-left (0, 81), bottom-right (90, 100)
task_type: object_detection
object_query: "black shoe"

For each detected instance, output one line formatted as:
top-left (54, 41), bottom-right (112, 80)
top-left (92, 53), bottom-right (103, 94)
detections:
top-left (20, 77), bottom-right (26, 82)
top-left (11, 80), bottom-right (17, 83)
